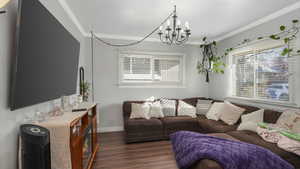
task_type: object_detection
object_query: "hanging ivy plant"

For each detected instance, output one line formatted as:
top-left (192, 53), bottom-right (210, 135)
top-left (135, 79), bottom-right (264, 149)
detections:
top-left (220, 19), bottom-right (300, 57)
top-left (197, 37), bottom-right (226, 83)
top-left (197, 19), bottom-right (300, 83)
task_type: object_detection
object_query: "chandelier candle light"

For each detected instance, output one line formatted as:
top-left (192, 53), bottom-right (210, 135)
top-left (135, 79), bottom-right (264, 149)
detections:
top-left (158, 5), bottom-right (191, 45)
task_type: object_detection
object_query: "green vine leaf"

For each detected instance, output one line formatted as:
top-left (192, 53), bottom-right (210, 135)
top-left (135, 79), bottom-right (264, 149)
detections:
top-left (212, 41), bottom-right (216, 46)
top-left (281, 48), bottom-right (293, 56)
top-left (200, 45), bottom-right (204, 48)
top-left (297, 50), bottom-right (300, 53)
top-left (202, 37), bottom-right (207, 42)
top-left (257, 37), bottom-right (264, 40)
top-left (270, 35), bottom-right (280, 40)
top-left (284, 38), bottom-right (290, 44)
top-left (292, 19), bottom-right (299, 23)
top-left (280, 25), bottom-right (286, 31)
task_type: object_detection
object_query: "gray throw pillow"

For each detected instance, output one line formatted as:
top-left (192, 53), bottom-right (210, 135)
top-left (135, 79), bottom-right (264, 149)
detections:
top-left (160, 99), bottom-right (176, 117)
top-left (196, 99), bottom-right (213, 115)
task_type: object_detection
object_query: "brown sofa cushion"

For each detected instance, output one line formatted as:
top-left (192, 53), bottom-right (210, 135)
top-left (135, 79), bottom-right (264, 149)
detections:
top-left (125, 118), bottom-right (164, 143)
top-left (198, 115), bottom-right (238, 133)
top-left (125, 118), bottom-right (163, 132)
top-left (227, 130), bottom-right (300, 167)
top-left (182, 97), bottom-right (211, 107)
top-left (264, 109), bottom-right (282, 123)
top-left (161, 116), bottom-right (200, 137)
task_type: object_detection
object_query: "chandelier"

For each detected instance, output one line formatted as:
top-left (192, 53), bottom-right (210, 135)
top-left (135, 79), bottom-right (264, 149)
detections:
top-left (158, 5), bottom-right (191, 45)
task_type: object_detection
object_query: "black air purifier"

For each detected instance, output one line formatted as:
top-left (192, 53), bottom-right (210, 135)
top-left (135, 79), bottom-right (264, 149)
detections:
top-left (20, 124), bottom-right (51, 169)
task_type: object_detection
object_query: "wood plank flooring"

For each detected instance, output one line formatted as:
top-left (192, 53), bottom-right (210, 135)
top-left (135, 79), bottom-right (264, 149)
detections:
top-left (93, 132), bottom-right (178, 169)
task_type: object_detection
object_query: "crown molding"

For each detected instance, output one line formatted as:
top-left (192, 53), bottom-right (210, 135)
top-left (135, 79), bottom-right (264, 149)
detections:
top-left (88, 33), bottom-right (201, 45)
top-left (214, 1), bottom-right (300, 42)
top-left (58, 0), bottom-right (300, 45)
top-left (57, 0), bottom-right (201, 45)
top-left (57, 0), bottom-right (87, 37)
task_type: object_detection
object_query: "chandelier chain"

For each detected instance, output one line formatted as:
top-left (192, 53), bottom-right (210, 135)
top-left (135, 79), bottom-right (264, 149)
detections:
top-left (92, 11), bottom-right (175, 47)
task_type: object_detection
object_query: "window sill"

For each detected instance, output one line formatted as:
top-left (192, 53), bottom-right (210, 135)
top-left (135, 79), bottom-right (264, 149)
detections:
top-left (226, 96), bottom-right (299, 108)
top-left (118, 84), bottom-right (186, 89)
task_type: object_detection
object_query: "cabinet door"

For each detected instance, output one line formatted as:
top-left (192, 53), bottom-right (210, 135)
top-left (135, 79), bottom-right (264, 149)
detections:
top-left (92, 115), bottom-right (97, 150)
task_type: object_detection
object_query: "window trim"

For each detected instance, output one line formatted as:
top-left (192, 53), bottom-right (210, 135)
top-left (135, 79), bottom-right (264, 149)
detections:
top-left (118, 51), bottom-right (186, 88)
top-left (229, 40), bottom-right (296, 105)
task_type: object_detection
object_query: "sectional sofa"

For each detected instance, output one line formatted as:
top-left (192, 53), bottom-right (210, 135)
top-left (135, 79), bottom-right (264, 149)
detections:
top-left (122, 97), bottom-right (300, 169)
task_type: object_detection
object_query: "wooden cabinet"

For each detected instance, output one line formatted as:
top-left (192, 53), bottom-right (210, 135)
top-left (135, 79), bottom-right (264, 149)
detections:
top-left (70, 104), bottom-right (99, 169)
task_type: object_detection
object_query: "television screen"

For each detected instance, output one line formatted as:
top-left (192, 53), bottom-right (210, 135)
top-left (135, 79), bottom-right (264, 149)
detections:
top-left (11, 0), bottom-right (80, 110)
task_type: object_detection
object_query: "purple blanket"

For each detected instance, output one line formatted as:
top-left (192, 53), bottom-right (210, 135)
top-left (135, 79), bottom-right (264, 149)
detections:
top-left (170, 131), bottom-right (294, 169)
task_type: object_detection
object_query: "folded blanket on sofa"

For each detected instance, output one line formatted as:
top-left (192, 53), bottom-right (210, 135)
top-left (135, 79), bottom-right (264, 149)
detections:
top-left (170, 131), bottom-right (294, 169)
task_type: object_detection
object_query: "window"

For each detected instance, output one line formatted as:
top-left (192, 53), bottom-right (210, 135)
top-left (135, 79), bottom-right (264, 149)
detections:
top-left (119, 52), bottom-right (185, 87)
top-left (232, 46), bottom-right (291, 102)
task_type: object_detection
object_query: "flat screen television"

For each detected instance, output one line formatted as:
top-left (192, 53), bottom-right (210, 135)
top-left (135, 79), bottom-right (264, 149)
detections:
top-left (10, 0), bottom-right (80, 110)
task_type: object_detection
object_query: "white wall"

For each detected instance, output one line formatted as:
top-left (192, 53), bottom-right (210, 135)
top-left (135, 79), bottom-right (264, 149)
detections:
top-left (83, 38), bottom-right (209, 132)
top-left (209, 9), bottom-right (300, 110)
top-left (0, 1), bottom-right (86, 169)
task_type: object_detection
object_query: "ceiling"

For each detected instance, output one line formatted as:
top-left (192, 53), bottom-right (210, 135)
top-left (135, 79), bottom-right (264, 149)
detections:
top-left (64, 0), bottom-right (300, 42)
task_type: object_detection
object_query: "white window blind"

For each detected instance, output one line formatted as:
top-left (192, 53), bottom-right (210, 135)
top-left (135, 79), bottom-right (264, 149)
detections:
top-left (233, 46), bottom-right (290, 102)
top-left (123, 56), bottom-right (152, 81)
top-left (119, 52), bottom-right (185, 87)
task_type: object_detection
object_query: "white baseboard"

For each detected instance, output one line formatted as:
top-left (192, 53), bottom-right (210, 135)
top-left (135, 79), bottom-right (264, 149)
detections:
top-left (98, 126), bottom-right (124, 133)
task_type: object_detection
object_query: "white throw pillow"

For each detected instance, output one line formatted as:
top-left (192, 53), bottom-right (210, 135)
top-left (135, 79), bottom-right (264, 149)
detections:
top-left (237, 109), bottom-right (264, 132)
top-left (196, 99), bottom-right (213, 115)
top-left (206, 102), bottom-right (225, 121)
top-left (160, 99), bottom-right (176, 117)
top-left (238, 122), bottom-right (258, 132)
top-left (219, 101), bottom-right (245, 125)
top-left (276, 110), bottom-right (300, 132)
top-left (177, 100), bottom-right (197, 118)
top-left (149, 101), bottom-right (164, 118)
top-left (130, 103), bottom-right (151, 119)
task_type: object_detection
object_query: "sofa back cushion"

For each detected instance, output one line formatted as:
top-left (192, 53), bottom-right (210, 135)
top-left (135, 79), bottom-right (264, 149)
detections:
top-left (181, 97), bottom-right (211, 107)
top-left (264, 110), bottom-right (282, 123)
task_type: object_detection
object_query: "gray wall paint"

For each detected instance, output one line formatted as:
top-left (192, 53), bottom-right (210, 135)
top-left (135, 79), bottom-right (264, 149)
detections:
top-left (0, 0), bottom-right (86, 169)
top-left (209, 9), bottom-right (300, 110)
top-left (83, 38), bottom-right (209, 131)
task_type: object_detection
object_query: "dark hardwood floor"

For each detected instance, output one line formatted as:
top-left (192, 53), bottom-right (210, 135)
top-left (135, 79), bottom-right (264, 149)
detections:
top-left (93, 132), bottom-right (178, 169)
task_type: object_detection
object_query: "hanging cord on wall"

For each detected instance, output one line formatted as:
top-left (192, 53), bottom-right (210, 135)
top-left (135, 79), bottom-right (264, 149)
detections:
top-left (91, 31), bottom-right (95, 102)
top-left (91, 11), bottom-right (175, 47)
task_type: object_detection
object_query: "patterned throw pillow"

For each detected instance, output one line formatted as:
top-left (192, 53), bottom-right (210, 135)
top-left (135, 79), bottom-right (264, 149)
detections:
top-left (160, 99), bottom-right (176, 117)
top-left (277, 132), bottom-right (300, 156)
top-left (277, 134), bottom-right (300, 156)
top-left (149, 101), bottom-right (164, 118)
top-left (130, 103), bottom-right (151, 119)
top-left (257, 124), bottom-right (282, 143)
top-left (237, 109), bottom-right (264, 132)
top-left (177, 100), bottom-right (197, 118)
top-left (196, 99), bottom-right (213, 115)
top-left (276, 110), bottom-right (300, 132)
top-left (280, 131), bottom-right (300, 142)
top-left (206, 102), bottom-right (225, 120)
